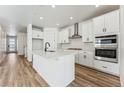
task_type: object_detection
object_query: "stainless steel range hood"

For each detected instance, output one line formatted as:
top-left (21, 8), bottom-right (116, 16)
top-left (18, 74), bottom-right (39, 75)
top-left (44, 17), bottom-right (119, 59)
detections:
top-left (69, 23), bottom-right (82, 39)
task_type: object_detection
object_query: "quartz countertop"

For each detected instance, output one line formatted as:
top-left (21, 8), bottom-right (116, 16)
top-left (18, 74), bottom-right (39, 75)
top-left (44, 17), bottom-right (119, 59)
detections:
top-left (33, 50), bottom-right (77, 60)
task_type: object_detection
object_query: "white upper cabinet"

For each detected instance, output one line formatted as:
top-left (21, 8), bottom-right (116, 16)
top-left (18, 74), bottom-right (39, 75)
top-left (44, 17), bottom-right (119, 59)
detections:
top-left (78, 22), bottom-right (83, 36)
top-left (68, 25), bottom-right (74, 37)
top-left (104, 10), bottom-right (119, 34)
top-left (59, 28), bottom-right (69, 43)
top-left (44, 28), bottom-right (58, 51)
top-left (82, 20), bottom-right (93, 42)
top-left (32, 30), bottom-right (43, 39)
top-left (93, 15), bottom-right (105, 35)
top-left (93, 10), bottom-right (119, 35)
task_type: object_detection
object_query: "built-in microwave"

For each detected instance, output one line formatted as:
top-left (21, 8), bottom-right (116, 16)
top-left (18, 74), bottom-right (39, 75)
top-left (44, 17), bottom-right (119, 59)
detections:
top-left (95, 35), bottom-right (117, 48)
top-left (95, 35), bottom-right (118, 63)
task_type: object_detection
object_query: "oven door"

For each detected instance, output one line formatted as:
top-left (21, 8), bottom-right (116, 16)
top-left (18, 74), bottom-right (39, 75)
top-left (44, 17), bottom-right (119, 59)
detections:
top-left (95, 48), bottom-right (118, 63)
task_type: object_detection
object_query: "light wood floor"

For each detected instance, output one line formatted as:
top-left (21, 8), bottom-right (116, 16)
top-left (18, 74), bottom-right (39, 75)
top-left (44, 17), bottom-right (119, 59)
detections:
top-left (0, 53), bottom-right (120, 87)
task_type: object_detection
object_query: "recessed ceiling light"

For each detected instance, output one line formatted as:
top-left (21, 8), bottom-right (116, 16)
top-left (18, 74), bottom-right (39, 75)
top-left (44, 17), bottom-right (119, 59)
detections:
top-left (95, 5), bottom-right (100, 7)
top-left (56, 24), bottom-right (60, 26)
top-left (51, 5), bottom-right (56, 8)
top-left (70, 17), bottom-right (73, 20)
top-left (40, 17), bottom-right (43, 19)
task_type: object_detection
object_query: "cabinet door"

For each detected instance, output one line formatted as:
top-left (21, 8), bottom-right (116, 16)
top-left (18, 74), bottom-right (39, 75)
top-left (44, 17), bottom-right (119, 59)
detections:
top-left (32, 30), bottom-right (38, 38)
top-left (104, 10), bottom-right (119, 34)
top-left (58, 31), bottom-right (62, 43)
top-left (59, 28), bottom-right (69, 43)
top-left (75, 52), bottom-right (79, 63)
top-left (88, 21), bottom-right (93, 42)
top-left (68, 25), bottom-right (74, 37)
top-left (93, 15), bottom-right (105, 35)
top-left (63, 29), bottom-right (69, 43)
top-left (82, 22), bottom-right (88, 42)
top-left (82, 21), bottom-right (93, 42)
top-left (79, 51), bottom-right (93, 67)
top-left (44, 31), bottom-right (57, 50)
top-left (39, 32), bottom-right (43, 39)
top-left (78, 52), bottom-right (83, 65)
top-left (84, 52), bottom-right (93, 67)
top-left (78, 22), bottom-right (82, 36)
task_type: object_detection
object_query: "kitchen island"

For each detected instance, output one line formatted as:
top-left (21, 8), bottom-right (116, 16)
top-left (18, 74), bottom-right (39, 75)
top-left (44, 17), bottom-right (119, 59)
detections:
top-left (32, 50), bottom-right (75, 87)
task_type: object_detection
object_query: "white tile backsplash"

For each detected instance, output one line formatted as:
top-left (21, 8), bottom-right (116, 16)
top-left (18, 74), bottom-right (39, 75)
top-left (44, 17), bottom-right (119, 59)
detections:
top-left (60, 38), bottom-right (94, 52)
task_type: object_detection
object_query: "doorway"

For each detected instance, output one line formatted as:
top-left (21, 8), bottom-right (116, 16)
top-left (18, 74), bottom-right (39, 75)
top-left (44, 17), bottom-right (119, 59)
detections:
top-left (7, 36), bottom-right (17, 53)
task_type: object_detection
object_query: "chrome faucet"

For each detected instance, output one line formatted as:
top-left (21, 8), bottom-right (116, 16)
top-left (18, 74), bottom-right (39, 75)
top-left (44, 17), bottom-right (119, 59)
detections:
top-left (45, 42), bottom-right (50, 52)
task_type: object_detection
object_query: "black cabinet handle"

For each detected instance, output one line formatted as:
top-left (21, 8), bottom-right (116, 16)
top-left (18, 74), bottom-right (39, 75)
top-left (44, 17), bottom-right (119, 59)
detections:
top-left (84, 55), bottom-right (86, 58)
top-left (104, 28), bottom-right (106, 32)
top-left (102, 66), bottom-right (107, 68)
top-left (103, 28), bottom-right (104, 32)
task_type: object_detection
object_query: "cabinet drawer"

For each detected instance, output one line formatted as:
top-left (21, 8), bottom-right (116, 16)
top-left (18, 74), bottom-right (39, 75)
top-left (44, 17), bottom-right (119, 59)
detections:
top-left (94, 60), bottom-right (119, 75)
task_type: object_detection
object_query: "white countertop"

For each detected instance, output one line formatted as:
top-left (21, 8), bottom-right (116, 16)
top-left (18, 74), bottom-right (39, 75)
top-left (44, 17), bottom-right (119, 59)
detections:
top-left (33, 50), bottom-right (77, 60)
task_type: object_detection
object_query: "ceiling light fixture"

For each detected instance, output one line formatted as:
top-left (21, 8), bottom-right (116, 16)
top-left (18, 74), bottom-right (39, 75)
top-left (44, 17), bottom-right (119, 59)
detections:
top-left (40, 17), bottom-right (43, 19)
top-left (70, 16), bottom-right (73, 20)
top-left (95, 5), bottom-right (100, 7)
top-left (56, 24), bottom-right (60, 26)
top-left (52, 5), bottom-right (56, 8)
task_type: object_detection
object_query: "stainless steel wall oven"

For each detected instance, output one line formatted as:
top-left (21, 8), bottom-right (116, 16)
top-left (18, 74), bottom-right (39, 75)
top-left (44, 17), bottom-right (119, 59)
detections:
top-left (95, 35), bottom-right (118, 63)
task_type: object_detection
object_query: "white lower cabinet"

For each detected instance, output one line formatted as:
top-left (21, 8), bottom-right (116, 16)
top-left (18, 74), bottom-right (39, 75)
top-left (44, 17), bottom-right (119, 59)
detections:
top-left (78, 51), bottom-right (93, 68)
top-left (75, 52), bottom-right (79, 63)
top-left (77, 51), bottom-right (119, 76)
top-left (94, 60), bottom-right (119, 75)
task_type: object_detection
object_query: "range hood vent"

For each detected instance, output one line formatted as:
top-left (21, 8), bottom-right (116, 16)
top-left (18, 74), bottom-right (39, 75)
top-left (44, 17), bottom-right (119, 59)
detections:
top-left (69, 23), bottom-right (82, 39)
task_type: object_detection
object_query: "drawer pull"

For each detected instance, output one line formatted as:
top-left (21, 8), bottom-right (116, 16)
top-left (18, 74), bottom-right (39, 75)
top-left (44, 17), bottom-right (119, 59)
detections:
top-left (84, 55), bottom-right (86, 58)
top-left (102, 66), bottom-right (107, 68)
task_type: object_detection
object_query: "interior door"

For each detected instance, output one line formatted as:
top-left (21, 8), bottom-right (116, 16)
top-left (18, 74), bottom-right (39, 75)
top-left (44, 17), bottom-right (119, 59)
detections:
top-left (7, 36), bottom-right (17, 53)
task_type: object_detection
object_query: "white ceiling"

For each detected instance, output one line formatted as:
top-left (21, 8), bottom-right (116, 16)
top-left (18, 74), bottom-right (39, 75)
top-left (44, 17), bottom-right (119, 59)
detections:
top-left (0, 5), bottom-right (119, 32)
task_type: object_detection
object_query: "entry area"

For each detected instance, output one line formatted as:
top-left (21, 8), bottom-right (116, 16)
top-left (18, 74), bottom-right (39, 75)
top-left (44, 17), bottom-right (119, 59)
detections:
top-left (6, 36), bottom-right (17, 53)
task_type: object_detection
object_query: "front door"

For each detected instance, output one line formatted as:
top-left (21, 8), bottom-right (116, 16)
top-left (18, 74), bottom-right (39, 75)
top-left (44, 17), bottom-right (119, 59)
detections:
top-left (7, 36), bottom-right (17, 53)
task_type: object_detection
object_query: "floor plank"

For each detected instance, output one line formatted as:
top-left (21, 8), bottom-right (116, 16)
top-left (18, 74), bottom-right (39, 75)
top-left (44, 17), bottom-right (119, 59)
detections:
top-left (0, 53), bottom-right (120, 87)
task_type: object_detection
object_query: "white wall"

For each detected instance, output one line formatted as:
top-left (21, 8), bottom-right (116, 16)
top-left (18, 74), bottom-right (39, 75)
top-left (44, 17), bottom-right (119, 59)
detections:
top-left (17, 32), bottom-right (27, 55)
top-left (120, 6), bottom-right (124, 87)
top-left (27, 24), bottom-right (32, 62)
top-left (0, 25), bottom-right (7, 63)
